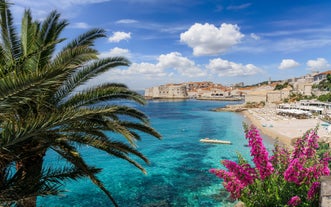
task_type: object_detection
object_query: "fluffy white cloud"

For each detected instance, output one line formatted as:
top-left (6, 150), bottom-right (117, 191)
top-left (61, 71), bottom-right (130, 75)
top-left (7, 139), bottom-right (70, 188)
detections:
top-left (106, 52), bottom-right (205, 79)
top-left (99, 47), bottom-right (131, 58)
top-left (278, 59), bottom-right (300, 70)
top-left (206, 58), bottom-right (262, 77)
top-left (180, 23), bottom-right (244, 56)
top-left (157, 52), bottom-right (206, 77)
top-left (306, 58), bottom-right (330, 71)
top-left (108, 32), bottom-right (131, 43)
top-left (113, 62), bottom-right (166, 77)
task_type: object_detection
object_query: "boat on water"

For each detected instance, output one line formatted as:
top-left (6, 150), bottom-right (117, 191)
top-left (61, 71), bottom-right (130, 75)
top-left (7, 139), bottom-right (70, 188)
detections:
top-left (199, 138), bottom-right (232, 145)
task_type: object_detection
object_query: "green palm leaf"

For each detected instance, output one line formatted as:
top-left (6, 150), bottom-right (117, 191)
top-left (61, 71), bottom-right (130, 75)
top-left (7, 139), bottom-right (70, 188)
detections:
top-left (52, 142), bottom-right (119, 207)
top-left (54, 57), bottom-right (130, 104)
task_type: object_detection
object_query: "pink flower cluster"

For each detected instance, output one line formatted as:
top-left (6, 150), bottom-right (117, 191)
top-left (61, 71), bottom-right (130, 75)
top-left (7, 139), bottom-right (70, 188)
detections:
top-left (292, 129), bottom-right (319, 159)
top-left (287, 195), bottom-right (301, 206)
top-left (245, 127), bottom-right (274, 179)
top-left (270, 144), bottom-right (290, 173)
top-left (284, 129), bottom-right (330, 186)
top-left (307, 182), bottom-right (320, 200)
top-left (209, 168), bottom-right (244, 199)
top-left (210, 126), bottom-right (331, 205)
top-left (209, 160), bottom-right (258, 199)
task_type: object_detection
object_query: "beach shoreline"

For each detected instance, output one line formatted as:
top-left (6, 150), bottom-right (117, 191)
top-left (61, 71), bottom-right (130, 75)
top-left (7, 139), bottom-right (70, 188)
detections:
top-left (237, 106), bottom-right (331, 146)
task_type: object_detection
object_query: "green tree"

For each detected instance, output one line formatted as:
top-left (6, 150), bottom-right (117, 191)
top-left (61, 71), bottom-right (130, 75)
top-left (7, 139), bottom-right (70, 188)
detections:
top-left (317, 93), bottom-right (331, 102)
top-left (0, 1), bottom-right (161, 206)
top-left (316, 74), bottom-right (331, 91)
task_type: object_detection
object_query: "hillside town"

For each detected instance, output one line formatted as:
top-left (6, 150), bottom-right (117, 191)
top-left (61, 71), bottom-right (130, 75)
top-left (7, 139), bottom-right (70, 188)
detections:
top-left (145, 70), bottom-right (331, 105)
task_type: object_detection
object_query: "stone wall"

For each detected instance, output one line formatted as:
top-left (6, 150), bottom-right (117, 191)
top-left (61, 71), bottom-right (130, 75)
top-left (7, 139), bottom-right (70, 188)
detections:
top-left (320, 176), bottom-right (331, 207)
top-left (245, 94), bottom-right (266, 103)
top-left (144, 84), bottom-right (188, 98)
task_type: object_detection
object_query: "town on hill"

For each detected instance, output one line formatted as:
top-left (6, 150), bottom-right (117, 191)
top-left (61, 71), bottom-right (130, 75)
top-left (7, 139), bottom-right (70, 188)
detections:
top-left (145, 70), bottom-right (331, 105)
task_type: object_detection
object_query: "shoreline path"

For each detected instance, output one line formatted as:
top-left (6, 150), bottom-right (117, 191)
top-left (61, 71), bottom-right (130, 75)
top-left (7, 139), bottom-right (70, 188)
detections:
top-left (240, 105), bottom-right (331, 146)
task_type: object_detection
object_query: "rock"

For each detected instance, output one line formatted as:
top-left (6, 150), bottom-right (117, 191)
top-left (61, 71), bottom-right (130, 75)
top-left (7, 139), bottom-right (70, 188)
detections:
top-left (234, 201), bottom-right (245, 207)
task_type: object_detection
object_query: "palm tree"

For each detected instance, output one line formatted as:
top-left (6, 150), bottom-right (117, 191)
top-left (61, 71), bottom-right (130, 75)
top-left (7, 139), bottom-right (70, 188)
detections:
top-left (0, 1), bottom-right (161, 206)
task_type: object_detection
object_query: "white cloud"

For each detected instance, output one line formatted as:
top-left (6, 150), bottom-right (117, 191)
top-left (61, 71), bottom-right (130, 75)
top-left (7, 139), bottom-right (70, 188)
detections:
top-left (113, 62), bottom-right (166, 77)
top-left (180, 23), bottom-right (244, 56)
top-left (278, 59), bottom-right (300, 70)
top-left (71, 22), bottom-right (90, 29)
top-left (306, 58), bottom-right (330, 71)
top-left (101, 52), bottom-right (205, 83)
top-left (227, 3), bottom-right (252, 10)
top-left (99, 47), bottom-right (131, 58)
top-left (116, 19), bottom-right (139, 24)
top-left (206, 58), bottom-right (262, 77)
top-left (157, 52), bottom-right (206, 77)
top-left (250, 33), bottom-right (260, 40)
top-left (108, 32), bottom-right (131, 43)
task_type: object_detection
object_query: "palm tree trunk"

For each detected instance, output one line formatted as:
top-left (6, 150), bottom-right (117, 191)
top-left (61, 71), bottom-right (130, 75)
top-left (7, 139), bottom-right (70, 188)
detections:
top-left (16, 151), bottom-right (45, 207)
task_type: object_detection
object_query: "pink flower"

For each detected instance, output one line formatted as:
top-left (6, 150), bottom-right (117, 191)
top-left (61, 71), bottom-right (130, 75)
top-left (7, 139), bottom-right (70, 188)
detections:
top-left (209, 168), bottom-right (244, 199)
top-left (245, 126), bottom-right (274, 179)
top-left (292, 130), bottom-right (310, 159)
top-left (270, 144), bottom-right (290, 174)
top-left (284, 158), bottom-right (307, 185)
top-left (303, 130), bottom-right (319, 158)
top-left (292, 129), bottom-right (319, 159)
top-left (288, 196), bottom-right (301, 206)
top-left (222, 160), bottom-right (257, 186)
top-left (307, 182), bottom-right (320, 200)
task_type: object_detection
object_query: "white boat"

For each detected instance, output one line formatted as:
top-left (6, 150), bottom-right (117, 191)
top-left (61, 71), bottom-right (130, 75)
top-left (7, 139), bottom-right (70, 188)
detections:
top-left (199, 138), bottom-right (231, 145)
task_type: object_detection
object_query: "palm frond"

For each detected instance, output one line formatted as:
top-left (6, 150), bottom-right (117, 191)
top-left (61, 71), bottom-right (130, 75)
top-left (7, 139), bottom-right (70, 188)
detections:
top-left (37, 10), bottom-right (68, 69)
top-left (58, 82), bottom-right (145, 108)
top-left (51, 142), bottom-right (119, 207)
top-left (50, 46), bottom-right (98, 76)
top-left (115, 121), bottom-right (161, 140)
top-left (21, 9), bottom-right (34, 56)
top-left (0, 0), bottom-right (21, 67)
top-left (0, 164), bottom-right (100, 204)
top-left (54, 57), bottom-right (130, 103)
top-left (63, 28), bottom-right (106, 51)
top-left (62, 133), bottom-right (149, 172)
top-left (102, 105), bottom-right (150, 123)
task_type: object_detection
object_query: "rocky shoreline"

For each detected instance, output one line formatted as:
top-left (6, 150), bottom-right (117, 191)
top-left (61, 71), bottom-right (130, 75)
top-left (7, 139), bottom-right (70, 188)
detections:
top-left (211, 105), bottom-right (247, 112)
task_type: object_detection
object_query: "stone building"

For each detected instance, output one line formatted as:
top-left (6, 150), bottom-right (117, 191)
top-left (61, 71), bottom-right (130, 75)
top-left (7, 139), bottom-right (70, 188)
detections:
top-left (144, 84), bottom-right (188, 99)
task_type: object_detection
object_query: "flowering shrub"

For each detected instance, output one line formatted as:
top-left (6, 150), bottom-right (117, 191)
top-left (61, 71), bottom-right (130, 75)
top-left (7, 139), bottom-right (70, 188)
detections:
top-left (210, 125), bottom-right (330, 207)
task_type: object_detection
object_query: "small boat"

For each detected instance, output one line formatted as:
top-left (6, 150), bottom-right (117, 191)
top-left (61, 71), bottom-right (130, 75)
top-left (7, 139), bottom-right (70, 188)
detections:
top-left (199, 138), bottom-right (231, 145)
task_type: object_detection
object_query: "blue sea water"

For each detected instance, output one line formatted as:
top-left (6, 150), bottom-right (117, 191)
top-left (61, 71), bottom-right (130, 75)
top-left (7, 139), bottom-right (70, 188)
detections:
top-left (38, 100), bottom-right (273, 207)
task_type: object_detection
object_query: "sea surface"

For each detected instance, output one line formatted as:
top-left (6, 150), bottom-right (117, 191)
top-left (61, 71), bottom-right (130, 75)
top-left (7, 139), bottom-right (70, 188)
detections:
top-left (38, 99), bottom-right (273, 207)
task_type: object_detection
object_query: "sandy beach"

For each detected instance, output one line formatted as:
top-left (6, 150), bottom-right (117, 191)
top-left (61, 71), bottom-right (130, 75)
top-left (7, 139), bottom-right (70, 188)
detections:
top-left (241, 105), bottom-right (331, 146)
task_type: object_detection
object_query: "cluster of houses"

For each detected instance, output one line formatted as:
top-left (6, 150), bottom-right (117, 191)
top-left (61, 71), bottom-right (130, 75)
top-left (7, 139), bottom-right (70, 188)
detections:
top-left (144, 70), bottom-right (331, 118)
top-left (144, 81), bottom-right (237, 100)
top-left (144, 70), bottom-right (331, 104)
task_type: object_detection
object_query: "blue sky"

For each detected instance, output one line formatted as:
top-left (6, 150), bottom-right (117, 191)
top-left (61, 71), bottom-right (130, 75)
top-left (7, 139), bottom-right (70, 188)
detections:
top-left (11, 0), bottom-right (331, 90)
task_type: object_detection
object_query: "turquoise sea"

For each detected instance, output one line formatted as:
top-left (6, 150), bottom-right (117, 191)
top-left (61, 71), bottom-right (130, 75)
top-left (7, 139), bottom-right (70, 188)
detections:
top-left (38, 99), bottom-right (273, 207)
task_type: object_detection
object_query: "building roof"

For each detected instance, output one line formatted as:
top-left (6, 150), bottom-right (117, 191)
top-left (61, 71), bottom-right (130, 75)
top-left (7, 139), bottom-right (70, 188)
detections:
top-left (314, 70), bottom-right (331, 76)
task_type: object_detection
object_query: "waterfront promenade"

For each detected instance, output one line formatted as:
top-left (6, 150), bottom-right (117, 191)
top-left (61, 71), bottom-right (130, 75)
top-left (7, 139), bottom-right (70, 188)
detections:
top-left (241, 105), bottom-right (331, 145)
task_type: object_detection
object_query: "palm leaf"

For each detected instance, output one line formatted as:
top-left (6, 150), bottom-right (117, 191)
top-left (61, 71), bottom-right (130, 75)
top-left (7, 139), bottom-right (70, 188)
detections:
top-left (37, 10), bottom-right (68, 69)
top-left (63, 28), bottom-right (106, 51)
top-left (58, 83), bottom-right (145, 108)
top-left (0, 0), bottom-right (21, 66)
top-left (51, 142), bottom-right (119, 207)
top-left (64, 133), bottom-right (149, 173)
top-left (54, 57), bottom-right (130, 103)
